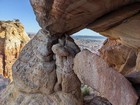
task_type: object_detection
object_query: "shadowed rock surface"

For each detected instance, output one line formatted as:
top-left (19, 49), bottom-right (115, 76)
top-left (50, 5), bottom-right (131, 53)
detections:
top-left (30, 0), bottom-right (137, 35)
top-left (84, 95), bottom-right (112, 105)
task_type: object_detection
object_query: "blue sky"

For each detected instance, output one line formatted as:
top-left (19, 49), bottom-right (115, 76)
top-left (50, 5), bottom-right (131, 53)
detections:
top-left (0, 0), bottom-right (99, 36)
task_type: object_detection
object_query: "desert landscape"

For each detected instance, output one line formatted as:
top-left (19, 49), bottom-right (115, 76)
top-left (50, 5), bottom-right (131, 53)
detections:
top-left (73, 36), bottom-right (106, 54)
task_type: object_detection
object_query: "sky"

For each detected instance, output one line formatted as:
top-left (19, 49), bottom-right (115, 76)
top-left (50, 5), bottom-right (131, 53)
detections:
top-left (0, 0), bottom-right (100, 36)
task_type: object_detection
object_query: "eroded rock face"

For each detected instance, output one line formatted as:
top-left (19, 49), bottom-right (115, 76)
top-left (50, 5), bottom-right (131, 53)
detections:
top-left (98, 13), bottom-right (140, 49)
top-left (84, 95), bottom-right (112, 105)
top-left (74, 49), bottom-right (138, 105)
top-left (99, 38), bottom-right (137, 75)
top-left (0, 30), bottom-right (83, 105)
top-left (0, 75), bottom-right (10, 94)
top-left (0, 21), bottom-right (30, 80)
top-left (97, 13), bottom-right (140, 86)
top-left (88, 3), bottom-right (140, 32)
top-left (12, 30), bottom-right (57, 94)
top-left (30, 0), bottom-right (135, 35)
top-left (52, 36), bottom-right (81, 97)
top-left (99, 38), bottom-right (140, 88)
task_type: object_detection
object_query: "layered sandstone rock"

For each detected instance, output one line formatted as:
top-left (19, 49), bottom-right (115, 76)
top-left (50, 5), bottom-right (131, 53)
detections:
top-left (97, 13), bottom-right (140, 79)
top-left (30, 0), bottom-right (135, 35)
top-left (74, 49), bottom-right (138, 105)
top-left (99, 38), bottom-right (137, 75)
top-left (98, 13), bottom-right (140, 49)
top-left (84, 95), bottom-right (112, 105)
top-left (88, 3), bottom-right (140, 32)
top-left (0, 21), bottom-right (30, 80)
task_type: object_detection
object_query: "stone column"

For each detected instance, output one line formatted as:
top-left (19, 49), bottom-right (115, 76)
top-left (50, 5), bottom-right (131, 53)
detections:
top-left (52, 35), bottom-right (82, 99)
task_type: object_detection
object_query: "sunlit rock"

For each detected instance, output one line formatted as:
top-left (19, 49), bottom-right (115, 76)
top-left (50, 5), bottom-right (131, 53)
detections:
top-left (0, 21), bottom-right (30, 80)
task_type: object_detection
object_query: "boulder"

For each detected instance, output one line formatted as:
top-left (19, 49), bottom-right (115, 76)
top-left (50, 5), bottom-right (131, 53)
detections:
top-left (88, 3), bottom-right (140, 32)
top-left (99, 13), bottom-right (140, 49)
top-left (74, 49), bottom-right (138, 105)
top-left (0, 21), bottom-right (30, 80)
top-left (99, 38), bottom-right (140, 88)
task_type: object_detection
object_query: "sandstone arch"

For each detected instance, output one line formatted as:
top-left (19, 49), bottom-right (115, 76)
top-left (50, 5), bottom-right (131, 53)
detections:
top-left (1, 0), bottom-right (140, 105)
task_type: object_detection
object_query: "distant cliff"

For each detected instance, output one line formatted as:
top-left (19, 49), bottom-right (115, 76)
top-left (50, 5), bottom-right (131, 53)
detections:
top-left (0, 20), bottom-right (30, 80)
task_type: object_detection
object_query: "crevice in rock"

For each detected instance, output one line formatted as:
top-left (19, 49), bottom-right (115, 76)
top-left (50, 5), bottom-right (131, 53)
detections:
top-left (2, 51), bottom-right (6, 77)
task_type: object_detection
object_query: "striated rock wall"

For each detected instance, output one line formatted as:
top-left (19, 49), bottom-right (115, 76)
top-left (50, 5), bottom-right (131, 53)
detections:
top-left (0, 21), bottom-right (30, 80)
top-left (30, 0), bottom-right (135, 35)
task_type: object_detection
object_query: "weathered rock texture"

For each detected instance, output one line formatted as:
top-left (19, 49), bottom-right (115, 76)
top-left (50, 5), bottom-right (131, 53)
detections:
top-left (99, 38), bottom-right (137, 75)
top-left (0, 21), bottom-right (30, 80)
top-left (74, 49), bottom-right (138, 105)
top-left (30, 0), bottom-right (137, 35)
top-left (84, 95), bottom-right (112, 105)
top-left (0, 30), bottom-right (83, 105)
top-left (99, 38), bottom-right (140, 100)
top-left (1, 0), bottom-right (140, 105)
top-left (99, 38), bottom-right (140, 87)
top-left (0, 74), bottom-right (10, 94)
top-left (98, 13), bottom-right (140, 49)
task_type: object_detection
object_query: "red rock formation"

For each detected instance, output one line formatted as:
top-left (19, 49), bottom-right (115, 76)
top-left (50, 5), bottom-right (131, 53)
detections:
top-left (30, 0), bottom-right (135, 35)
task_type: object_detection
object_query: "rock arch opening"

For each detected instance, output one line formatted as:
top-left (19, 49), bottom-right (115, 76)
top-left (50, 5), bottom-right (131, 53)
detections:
top-left (0, 0), bottom-right (140, 105)
top-left (72, 29), bottom-right (106, 53)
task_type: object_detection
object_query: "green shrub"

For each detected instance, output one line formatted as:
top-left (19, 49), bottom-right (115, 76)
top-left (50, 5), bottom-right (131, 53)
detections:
top-left (81, 85), bottom-right (90, 96)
